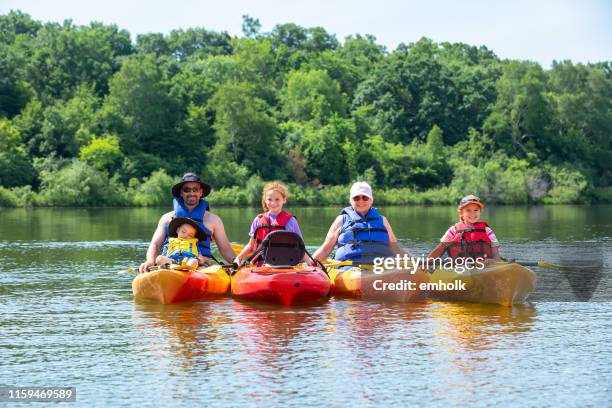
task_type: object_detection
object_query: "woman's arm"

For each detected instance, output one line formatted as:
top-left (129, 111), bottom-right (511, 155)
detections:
top-left (382, 216), bottom-right (413, 257)
top-left (312, 216), bottom-right (342, 261)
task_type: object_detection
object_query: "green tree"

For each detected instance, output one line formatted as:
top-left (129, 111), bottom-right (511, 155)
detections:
top-left (0, 10), bottom-right (41, 44)
top-left (130, 169), bottom-right (174, 206)
top-left (0, 118), bottom-right (35, 187)
top-left (26, 21), bottom-right (123, 100)
top-left (79, 134), bottom-right (123, 172)
top-left (37, 159), bottom-right (124, 206)
top-left (283, 69), bottom-right (347, 123)
top-left (484, 61), bottom-right (551, 158)
top-left (32, 86), bottom-right (99, 157)
top-left (102, 55), bottom-right (181, 158)
top-left (241, 15), bottom-right (262, 39)
top-left (354, 38), bottom-right (500, 144)
top-left (301, 116), bottom-right (353, 185)
top-left (167, 28), bottom-right (233, 60)
top-left (135, 33), bottom-right (169, 56)
top-left (546, 61), bottom-right (612, 185)
top-left (209, 83), bottom-right (281, 180)
top-left (0, 44), bottom-right (31, 117)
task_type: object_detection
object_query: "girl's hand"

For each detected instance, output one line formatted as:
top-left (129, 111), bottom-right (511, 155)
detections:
top-left (233, 256), bottom-right (243, 266)
top-left (306, 258), bottom-right (318, 267)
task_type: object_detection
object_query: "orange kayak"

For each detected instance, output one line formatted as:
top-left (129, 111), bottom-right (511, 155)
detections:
top-left (231, 265), bottom-right (331, 306)
top-left (132, 265), bottom-right (230, 304)
top-left (327, 265), bottom-right (428, 302)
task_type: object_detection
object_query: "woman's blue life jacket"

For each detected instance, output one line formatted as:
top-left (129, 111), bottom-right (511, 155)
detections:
top-left (334, 206), bottom-right (393, 263)
top-left (162, 198), bottom-right (212, 258)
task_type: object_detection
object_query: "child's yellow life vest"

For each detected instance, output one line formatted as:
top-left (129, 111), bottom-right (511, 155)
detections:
top-left (166, 237), bottom-right (200, 256)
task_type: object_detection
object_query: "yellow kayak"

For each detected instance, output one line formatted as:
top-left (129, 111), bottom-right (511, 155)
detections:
top-left (132, 265), bottom-right (230, 304)
top-left (428, 261), bottom-right (537, 306)
top-left (326, 264), bottom-right (428, 302)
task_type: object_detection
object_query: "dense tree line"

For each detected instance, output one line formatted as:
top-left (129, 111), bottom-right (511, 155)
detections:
top-left (0, 10), bottom-right (610, 207)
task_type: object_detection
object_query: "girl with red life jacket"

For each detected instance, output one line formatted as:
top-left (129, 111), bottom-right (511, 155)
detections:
top-left (428, 195), bottom-right (501, 261)
top-left (234, 181), bottom-right (308, 265)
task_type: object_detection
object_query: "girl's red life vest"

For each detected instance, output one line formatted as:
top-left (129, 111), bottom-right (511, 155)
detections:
top-left (253, 211), bottom-right (295, 251)
top-left (446, 221), bottom-right (493, 259)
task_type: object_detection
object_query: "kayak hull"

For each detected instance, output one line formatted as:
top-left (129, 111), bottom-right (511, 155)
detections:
top-left (132, 265), bottom-right (230, 304)
top-left (327, 266), bottom-right (428, 302)
top-left (231, 266), bottom-right (331, 306)
top-left (428, 261), bottom-right (537, 306)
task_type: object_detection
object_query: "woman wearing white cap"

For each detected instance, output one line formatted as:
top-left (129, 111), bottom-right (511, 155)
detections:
top-left (312, 181), bottom-right (405, 264)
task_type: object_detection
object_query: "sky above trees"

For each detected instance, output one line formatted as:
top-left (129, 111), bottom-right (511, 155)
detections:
top-left (1, 0), bottom-right (611, 68)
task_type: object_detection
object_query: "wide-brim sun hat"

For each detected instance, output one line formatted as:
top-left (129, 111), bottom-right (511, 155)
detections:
top-left (168, 217), bottom-right (208, 241)
top-left (171, 173), bottom-right (212, 198)
top-left (458, 194), bottom-right (484, 210)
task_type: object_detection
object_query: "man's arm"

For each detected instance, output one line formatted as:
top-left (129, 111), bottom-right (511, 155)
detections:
top-left (207, 213), bottom-right (236, 263)
top-left (139, 212), bottom-right (172, 273)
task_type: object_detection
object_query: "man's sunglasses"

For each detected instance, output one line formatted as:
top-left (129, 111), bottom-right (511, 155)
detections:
top-left (182, 187), bottom-right (201, 193)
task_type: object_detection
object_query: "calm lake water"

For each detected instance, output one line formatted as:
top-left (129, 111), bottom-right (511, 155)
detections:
top-left (1, 205), bottom-right (611, 407)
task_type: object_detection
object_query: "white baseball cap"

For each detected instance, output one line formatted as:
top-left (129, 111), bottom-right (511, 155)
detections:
top-left (349, 181), bottom-right (373, 201)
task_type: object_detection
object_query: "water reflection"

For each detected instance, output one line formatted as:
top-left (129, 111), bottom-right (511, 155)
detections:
top-left (427, 302), bottom-right (537, 404)
top-left (430, 302), bottom-right (536, 350)
top-left (131, 299), bottom-right (233, 373)
top-left (333, 300), bottom-right (428, 349)
top-left (230, 300), bottom-right (324, 362)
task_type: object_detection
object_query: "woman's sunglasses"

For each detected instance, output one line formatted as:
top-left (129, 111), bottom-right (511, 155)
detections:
top-left (352, 195), bottom-right (370, 201)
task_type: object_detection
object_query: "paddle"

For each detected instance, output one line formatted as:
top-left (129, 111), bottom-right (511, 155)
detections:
top-left (503, 259), bottom-right (602, 272)
top-left (119, 266), bottom-right (161, 275)
top-left (119, 262), bottom-right (238, 275)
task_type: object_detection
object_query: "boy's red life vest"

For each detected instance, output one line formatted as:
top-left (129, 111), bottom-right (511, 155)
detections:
top-left (446, 221), bottom-right (493, 259)
top-left (253, 211), bottom-right (295, 251)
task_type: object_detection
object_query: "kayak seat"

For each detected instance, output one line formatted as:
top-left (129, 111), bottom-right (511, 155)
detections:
top-left (250, 231), bottom-right (305, 267)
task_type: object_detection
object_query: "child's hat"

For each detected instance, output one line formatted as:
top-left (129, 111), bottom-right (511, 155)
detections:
top-left (168, 217), bottom-right (208, 241)
top-left (458, 194), bottom-right (484, 210)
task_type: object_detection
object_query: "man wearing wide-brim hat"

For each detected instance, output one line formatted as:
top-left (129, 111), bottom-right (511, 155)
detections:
top-left (139, 173), bottom-right (236, 273)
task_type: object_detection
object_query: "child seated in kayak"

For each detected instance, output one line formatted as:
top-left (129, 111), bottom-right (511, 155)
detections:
top-left (234, 181), bottom-right (308, 265)
top-left (155, 217), bottom-right (209, 269)
top-left (428, 195), bottom-right (501, 261)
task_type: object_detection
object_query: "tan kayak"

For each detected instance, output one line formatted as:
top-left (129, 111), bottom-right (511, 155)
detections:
top-left (132, 265), bottom-right (230, 304)
top-left (327, 264), bottom-right (428, 302)
top-left (428, 261), bottom-right (537, 306)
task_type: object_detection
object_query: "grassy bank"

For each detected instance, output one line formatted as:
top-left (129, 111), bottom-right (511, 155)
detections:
top-left (0, 165), bottom-right (608, 208)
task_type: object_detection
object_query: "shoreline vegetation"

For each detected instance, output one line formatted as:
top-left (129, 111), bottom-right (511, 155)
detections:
top-left (0, 11), bottom-right (610, 208)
